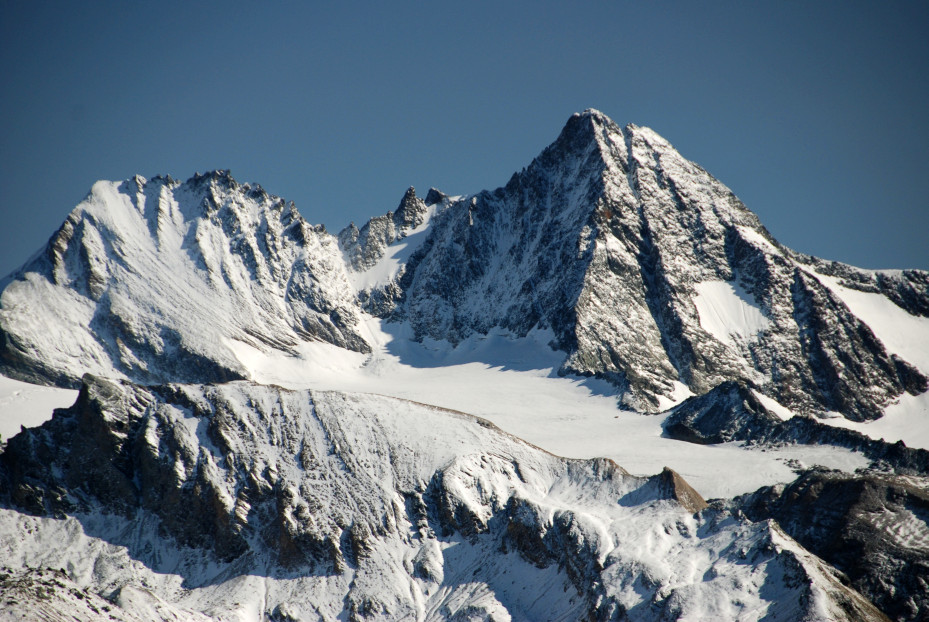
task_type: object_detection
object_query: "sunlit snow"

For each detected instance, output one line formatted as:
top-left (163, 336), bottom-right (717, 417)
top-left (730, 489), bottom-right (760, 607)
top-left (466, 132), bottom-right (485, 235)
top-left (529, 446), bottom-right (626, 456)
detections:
top-left (225, 316), bottom-right (868, 499)
top-left (693, 280), bottom-right (771, 345)
top-left (814, 271), bottom-right (929, 374)
top-left (0, 374), bottom-right (78, 441)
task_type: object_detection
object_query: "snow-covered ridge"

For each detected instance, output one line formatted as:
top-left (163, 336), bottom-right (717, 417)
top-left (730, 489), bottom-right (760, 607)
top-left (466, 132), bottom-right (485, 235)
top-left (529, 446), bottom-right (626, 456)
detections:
top-left (0, 170), bottom-right (368, 388)
top-left (0, 376), bottom-right (888, 621)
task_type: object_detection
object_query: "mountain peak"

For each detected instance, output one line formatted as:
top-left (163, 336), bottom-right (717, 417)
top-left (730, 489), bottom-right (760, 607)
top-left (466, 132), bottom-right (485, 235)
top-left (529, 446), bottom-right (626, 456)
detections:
top-left (372, 111), bottom-right (928, 419)
top-left (573, 107), bottom-right (613, 124)
top-left (2, 110), bottom-right (926, 422)
top-left (551, 108), bottom-right (622, 156)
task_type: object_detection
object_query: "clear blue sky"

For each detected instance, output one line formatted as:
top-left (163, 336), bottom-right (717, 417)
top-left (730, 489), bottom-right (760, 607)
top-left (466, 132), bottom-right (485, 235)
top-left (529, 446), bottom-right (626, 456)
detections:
top-left (2, 1), bottom-right (927, 277)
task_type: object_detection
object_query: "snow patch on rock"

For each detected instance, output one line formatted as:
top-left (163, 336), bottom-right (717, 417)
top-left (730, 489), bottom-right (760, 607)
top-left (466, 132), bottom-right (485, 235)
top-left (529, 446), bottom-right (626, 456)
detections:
top-left (693, 280), bottom-right (771, 345)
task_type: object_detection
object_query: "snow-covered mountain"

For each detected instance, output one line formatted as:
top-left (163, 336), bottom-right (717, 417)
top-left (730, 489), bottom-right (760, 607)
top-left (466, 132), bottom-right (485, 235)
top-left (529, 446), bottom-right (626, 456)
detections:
top-left (0, 375), bottom-right (887, 621)
top-left (362, 110), bottom-right (927, 420)
top-left (3, 112), bottom-right (925, 423)
top-left (0, 170), bottom-right (367, 388)
top-left (1, 109), bottom-right (928, 620)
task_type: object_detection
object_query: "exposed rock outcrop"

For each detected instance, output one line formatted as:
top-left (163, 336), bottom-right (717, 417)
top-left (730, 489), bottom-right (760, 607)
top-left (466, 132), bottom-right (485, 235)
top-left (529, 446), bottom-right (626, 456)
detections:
top-left (739, 469), bottom-right (929, 621)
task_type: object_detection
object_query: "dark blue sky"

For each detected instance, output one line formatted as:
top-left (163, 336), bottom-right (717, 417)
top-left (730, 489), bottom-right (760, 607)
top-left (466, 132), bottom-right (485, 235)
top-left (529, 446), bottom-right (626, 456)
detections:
top-left (2, 1), bottom-right (927, 277)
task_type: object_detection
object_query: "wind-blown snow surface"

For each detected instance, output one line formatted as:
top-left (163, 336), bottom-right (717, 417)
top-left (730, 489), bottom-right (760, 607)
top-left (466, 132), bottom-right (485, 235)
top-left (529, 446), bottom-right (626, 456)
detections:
top-left (0, 378), bottom-right (885, 621)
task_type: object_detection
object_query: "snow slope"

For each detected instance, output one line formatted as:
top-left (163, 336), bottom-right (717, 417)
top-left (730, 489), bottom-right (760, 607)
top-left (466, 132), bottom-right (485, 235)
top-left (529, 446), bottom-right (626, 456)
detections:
top-left (225, 317), bottom-right (870, 499)
top-left (0, 373), bottom-right (77, 441)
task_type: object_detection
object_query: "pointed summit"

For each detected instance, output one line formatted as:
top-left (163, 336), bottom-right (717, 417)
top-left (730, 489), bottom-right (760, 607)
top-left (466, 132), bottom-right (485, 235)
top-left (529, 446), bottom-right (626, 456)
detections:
top-left (562, 107), bottom-right (617, 135)
top-left (534, 109), bottom-right (623, 173)
top-left (394, 186), bottom-right (428, 230)
top-left (374, 111), bottom-right (927, 418)
top-left (567, 108), bottom-right (617, 131)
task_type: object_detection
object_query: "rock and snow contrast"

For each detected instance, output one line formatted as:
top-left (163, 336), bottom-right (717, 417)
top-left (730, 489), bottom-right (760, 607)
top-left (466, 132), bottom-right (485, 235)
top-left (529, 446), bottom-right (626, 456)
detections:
top-left (0, 110), bottom-right (927, 620)
top-left (0, 171), bottom-right (368, 389)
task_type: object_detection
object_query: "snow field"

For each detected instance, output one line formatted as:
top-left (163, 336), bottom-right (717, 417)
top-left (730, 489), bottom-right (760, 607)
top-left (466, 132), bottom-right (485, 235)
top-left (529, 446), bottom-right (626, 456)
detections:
top-left (692, 280), bottom-right (771, 346)
top-left (226, 318), bottom-right (871, 500)
top-left (0, 374), bottom-right (78, 441)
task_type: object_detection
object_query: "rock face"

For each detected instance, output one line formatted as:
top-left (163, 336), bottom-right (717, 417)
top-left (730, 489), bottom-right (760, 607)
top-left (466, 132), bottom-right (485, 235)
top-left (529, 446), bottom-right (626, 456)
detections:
top-left (664, 380), bottom-right (929, 476)
top-left (0, 171), bottom-right (368, 389)
top-left (363, 110), bottom-right (927, 418)
top-left (0, 376), bottom-right (888, 621)
top-left (739, 469), bottom-right (929, 622)
top-left (338, 186), bottom-right (430, 270)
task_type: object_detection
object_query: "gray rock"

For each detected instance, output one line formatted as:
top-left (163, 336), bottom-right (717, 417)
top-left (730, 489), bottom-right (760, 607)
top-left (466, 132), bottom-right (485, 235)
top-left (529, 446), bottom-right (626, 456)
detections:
top-left (739, 469), bottom-right (929, 621)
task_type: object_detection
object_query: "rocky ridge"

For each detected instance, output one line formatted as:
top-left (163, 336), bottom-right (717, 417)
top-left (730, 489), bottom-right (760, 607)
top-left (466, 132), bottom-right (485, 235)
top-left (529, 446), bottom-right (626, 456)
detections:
top-left (338, 186), bottom-right (431, 271)
top-left (0, 170), bottom-right (368, 389)
top-left (360, 110), bottom-right (927, 419)
top-left (0, 375), bottom-right (888, 621)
